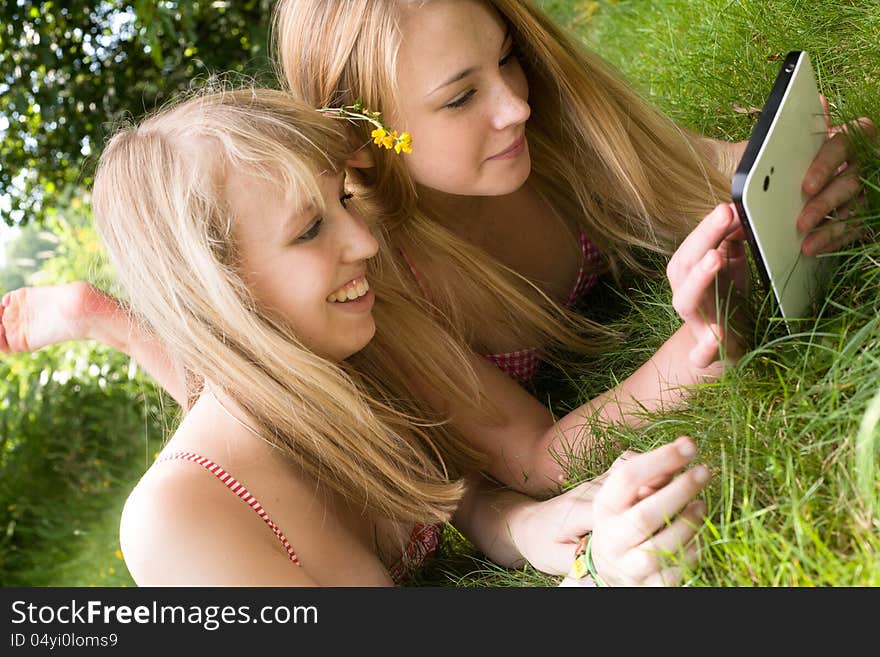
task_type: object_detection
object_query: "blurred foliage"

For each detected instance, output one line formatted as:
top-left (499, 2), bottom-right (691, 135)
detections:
top-left (0, 192), bottom-right (169, 586)
top-left (0, 342), bottom-right (167, 586)
top-left (0, 0), bottom-right (274, 227)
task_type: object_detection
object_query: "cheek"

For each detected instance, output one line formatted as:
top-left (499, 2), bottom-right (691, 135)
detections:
top-left (250, 258), bottom-right (328, 331)
top-left (405, 121), bottom-right (482, 188)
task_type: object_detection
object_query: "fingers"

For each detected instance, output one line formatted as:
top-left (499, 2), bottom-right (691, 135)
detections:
top-left (640, 499), bottom-right (707, 557)
top-left (595, 436), bottom-right (699, 515)
top-left (613, 462), bottom-right (710, 549)
top-left (803, 131), bottom-right (853, 197)
top-left (804, 114), bottom-right (877, 196)
top-left (667, 204), bottom-right (735, 289)
top-left (802, 210), bottom-right (866, 256)
top-left (611, 499), bottom-right (705, 585)
top-left (641, 541), bottom-right (701, 587)
top-left (798, 167), bottom-right (863, 234)
top-left (668, 204), bottom-right (742, 344)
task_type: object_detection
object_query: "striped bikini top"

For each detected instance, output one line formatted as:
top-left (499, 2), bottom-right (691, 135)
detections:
top-left (155, 451), bottom-right (440, 585)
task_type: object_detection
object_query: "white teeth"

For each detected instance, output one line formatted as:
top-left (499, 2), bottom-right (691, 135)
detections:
top-left (327, 278), bottom-right (369, 303)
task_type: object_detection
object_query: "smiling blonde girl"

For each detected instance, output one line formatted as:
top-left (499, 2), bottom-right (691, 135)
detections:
top-left (0, 86), bottom-right (709, 586)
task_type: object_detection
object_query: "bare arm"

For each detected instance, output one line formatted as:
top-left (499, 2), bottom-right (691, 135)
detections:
top-left (0, 282), bottom-right (188, 407)
top-left (446, 205), bottom-right (752, 497)
top-left (452, 437), bottom-right (709, 586)
top-left (447, 326), bottom-right (720, 497)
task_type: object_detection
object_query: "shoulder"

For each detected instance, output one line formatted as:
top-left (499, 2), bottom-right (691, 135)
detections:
top-left (119, 397), bottom-right (320, 586)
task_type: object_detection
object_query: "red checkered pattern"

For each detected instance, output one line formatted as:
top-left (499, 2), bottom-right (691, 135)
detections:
top-left (482, 348), bottom-right (543, 384)
top-left (565, 230), bottom-right (603, 306)
top-left (388, 523), bottom-right (442, 585)
top-left (484, 229), bottom-right (604, 383)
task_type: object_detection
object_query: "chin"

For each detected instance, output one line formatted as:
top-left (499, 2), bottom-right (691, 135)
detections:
top-left (480, 155), bottom-right (532, 196)
top-left (338, 322), bottom-right (377, 360)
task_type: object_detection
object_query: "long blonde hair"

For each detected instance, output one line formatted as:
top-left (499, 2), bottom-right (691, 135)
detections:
top-left (92, 86), bottom-right (488, 524)
top-left (271, 0), bottom-right (730, 355)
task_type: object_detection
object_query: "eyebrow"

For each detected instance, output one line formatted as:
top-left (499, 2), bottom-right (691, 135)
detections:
top-left (425, 28), bottom-right (511, 98)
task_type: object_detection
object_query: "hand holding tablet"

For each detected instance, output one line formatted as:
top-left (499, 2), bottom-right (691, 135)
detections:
top-left (732, 51), bottom-right (829, 330)
top-left (732, 51), bottom-right (874, 332)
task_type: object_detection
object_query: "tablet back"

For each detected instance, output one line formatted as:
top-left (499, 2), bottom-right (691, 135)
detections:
top-left (732, 51), bottom-right (829, 328)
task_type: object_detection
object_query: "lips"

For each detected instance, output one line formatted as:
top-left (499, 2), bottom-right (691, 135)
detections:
top-left (327, 276), bottom-right (370, 303)
top-left (488, 133), bottom-right (526, 160)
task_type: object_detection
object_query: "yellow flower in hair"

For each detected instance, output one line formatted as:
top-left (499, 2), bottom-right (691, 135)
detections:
top-left (382, 130), bottom-right (398, 150)
top-left (395, 132), bottom-right (413, 154)
top-left (318, 100), bottom-right (413, 155)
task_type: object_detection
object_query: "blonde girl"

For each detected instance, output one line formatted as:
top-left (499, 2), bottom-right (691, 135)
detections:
top-left (0, 87), bottom-right (711, 586)
top-left (266, 0), bottom-right (869, 480)
top-left (2, 1), bottom-right (868, 502)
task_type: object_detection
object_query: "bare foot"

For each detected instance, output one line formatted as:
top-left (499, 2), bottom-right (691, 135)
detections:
top-left (0, 282), bottom-right (118, 353)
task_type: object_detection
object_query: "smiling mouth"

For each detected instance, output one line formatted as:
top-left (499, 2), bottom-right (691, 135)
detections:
top-left (488, 134), bottom-right (526, 160)
top-left (327, 276), bottom-right (370, 303)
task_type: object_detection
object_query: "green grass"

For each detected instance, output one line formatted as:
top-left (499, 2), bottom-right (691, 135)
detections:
top-left (0, 344), bottom-right (168, 587)
top-left (2, 0), bottom-right (879, 588)
top-left (422, 0), bottom-right (880, 587)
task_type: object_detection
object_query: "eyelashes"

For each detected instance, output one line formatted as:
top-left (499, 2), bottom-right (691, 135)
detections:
top-left (295, 218), bottom-right (323, 243)
top-left (443, 45), bottom-right (518, 110)
top-left (445, 89), bottom-right (476, 109)
top-left (293, 191), bottom-right (354, 244)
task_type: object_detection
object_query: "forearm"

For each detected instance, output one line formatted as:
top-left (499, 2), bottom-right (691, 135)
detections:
top-left (452, 476), bottom-right (533, 569)
top-left (84, 294), bottom-right (188, 407)
top-left (535, 325), bottom-right (721, 469)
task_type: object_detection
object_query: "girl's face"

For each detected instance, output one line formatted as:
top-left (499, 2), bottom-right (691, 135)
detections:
top-left (394, 0), bottom-right (531, 197)
top-left (228, 170), bottom-right (379, 361)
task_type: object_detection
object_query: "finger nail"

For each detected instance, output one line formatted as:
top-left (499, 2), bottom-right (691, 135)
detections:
top-left (676, 437), bottom-right (696, 458)
top-left (693, 465), bottom-right (710, 483)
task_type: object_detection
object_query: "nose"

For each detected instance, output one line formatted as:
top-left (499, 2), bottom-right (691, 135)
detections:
top-left (490, 77), bottom-right (531, 131)
top-left (339, 208), bottom-right (379, 263)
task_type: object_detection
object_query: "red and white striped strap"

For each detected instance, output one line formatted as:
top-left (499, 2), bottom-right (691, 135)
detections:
top-left (156, 451), bottom-right (300, 566)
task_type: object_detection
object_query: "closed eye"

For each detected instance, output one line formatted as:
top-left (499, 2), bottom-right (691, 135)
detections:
top-left (294, 217), bottom-right (323, 243)
top-left (444, 89), bottom-right (476, 110)
top-left (340, 191), bottom-right (354, 208)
